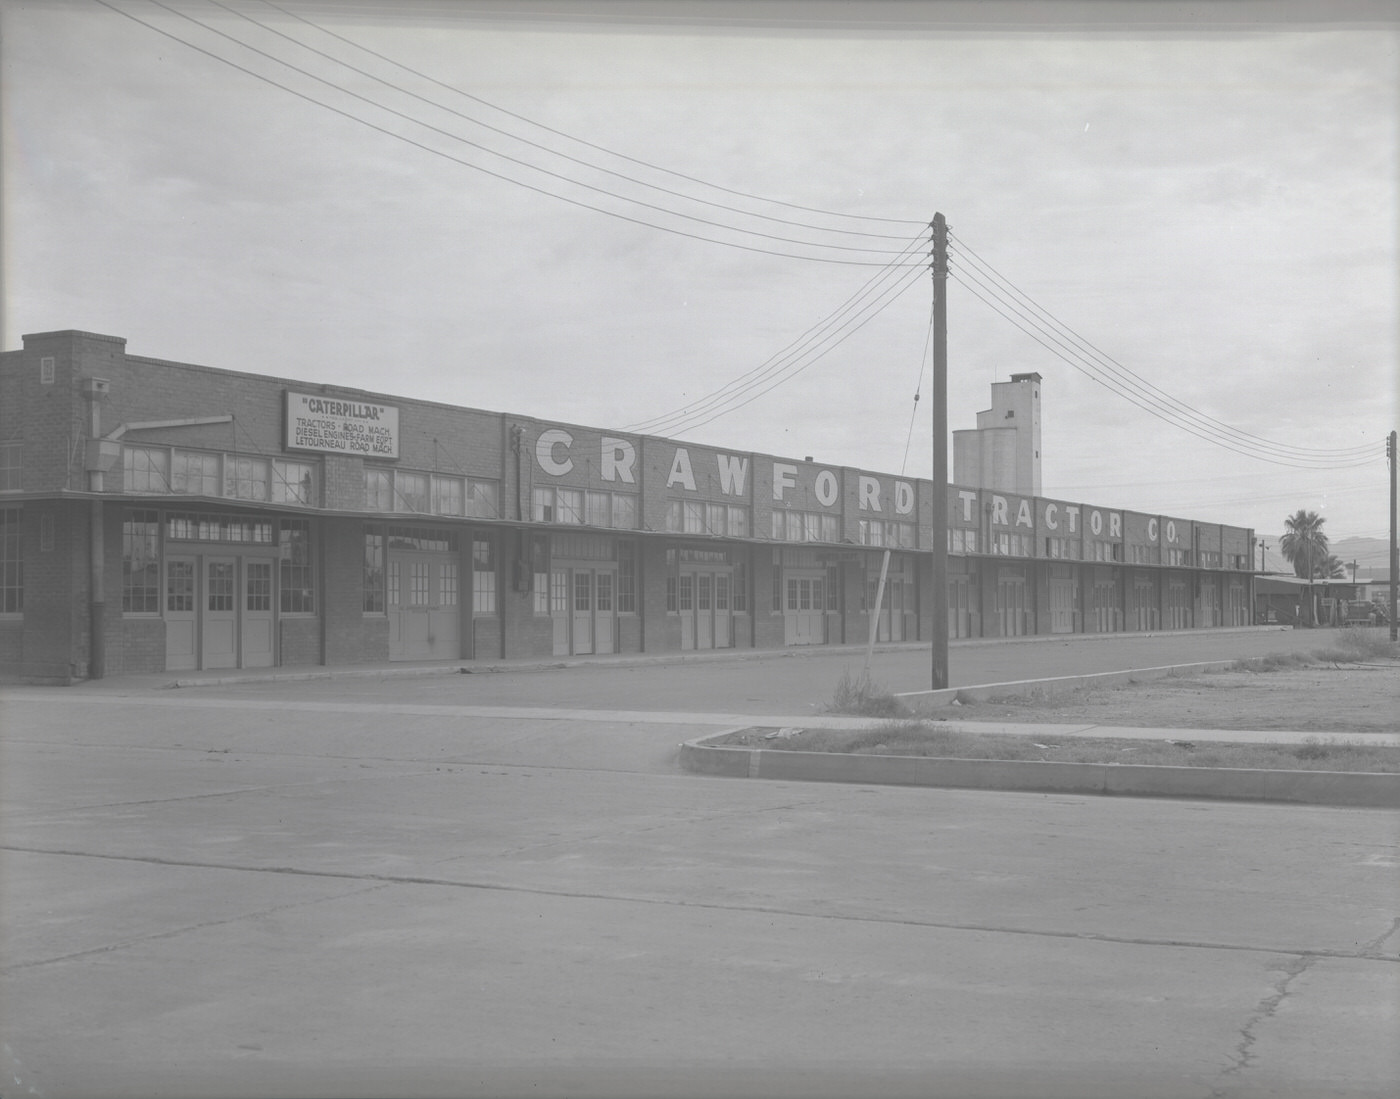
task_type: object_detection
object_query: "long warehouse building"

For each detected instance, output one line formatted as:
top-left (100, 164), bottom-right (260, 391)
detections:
top-left (0, 330), bottom-right (1256, 683)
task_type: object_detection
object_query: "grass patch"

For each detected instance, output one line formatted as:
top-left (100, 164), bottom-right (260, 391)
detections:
top-left (1312, 626), bottom-right (1400, 664)
top-left (719, 723), bottom-right (1400, 772)
top-left (826, 670), bottom-right (912, 718)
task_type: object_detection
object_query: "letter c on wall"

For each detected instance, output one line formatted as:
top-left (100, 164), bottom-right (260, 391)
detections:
top-left (536, 428), bottom-right (574, 476)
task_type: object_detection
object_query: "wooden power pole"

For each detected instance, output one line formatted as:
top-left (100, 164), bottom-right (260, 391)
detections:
top-left (1390, 430), bottom-right (1398, 642)
top-left (931, 214), bottom-right (949, 689)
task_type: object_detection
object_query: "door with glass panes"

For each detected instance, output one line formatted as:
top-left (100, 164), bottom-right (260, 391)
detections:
top-left (388, 551), bottom-right (461, 661)
top-left (551, 566), bottom-right (616, 656)
top-left (783, 569), bottom-right (827, 646)
top-left (679, 568), bottom-right (733, 650)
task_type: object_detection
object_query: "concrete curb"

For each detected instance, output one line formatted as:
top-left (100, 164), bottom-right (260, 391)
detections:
top-left (896, 660), bottom-right (1236, 707)
top-left (678, 730), bottom-right (1400, 808)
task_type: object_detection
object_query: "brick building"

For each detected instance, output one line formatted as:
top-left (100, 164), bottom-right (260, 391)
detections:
top-left (0, 330), bottom-right (1257, 682)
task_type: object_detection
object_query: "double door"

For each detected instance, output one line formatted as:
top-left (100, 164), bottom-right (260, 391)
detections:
top-left (679, 568), bottom-right (732, 651)
top-left (388, 550), bottom-right (461, 661)
top-left (551, 566), bottom-right (616, 656)
top-left (165, 555), bottom-right (275, 671)
top-left (782, 569), bottom-right (827, 646)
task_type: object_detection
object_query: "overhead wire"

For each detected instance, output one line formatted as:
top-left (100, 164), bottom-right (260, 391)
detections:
top-left (96, 1), bottom-right (1381, 461)
top-left (625, 229), bottom-right (929, 435)
top-left (98, 0), bottom-right (923, 265)
top-left (244, 0), bottom-right (925, 238)
top-left (947, 239), bottom-right (1379, 470)
top-left (950, 233), bottom-right (1376, 462)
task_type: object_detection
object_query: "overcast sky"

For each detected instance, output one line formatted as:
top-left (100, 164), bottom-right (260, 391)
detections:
top-left (4, 0), bottom-right (1397, 556)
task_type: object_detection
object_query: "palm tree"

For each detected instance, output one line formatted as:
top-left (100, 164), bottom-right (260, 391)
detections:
top-left (1318, 554), bottom-right (1347, 580)
top-left (1280, 510), bottom-right (1330, 579)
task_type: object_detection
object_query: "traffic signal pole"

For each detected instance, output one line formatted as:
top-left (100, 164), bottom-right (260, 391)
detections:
top-left (931, 214), bottom-right (949, 689)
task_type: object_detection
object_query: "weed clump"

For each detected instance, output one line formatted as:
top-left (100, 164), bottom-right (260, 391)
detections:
top-left (827, 671), bottom-right (911, 718)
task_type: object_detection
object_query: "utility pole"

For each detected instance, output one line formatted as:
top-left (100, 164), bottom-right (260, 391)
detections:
top-left (931, 213), bottom-right (949, 690)
top-left (1389, 430), bottom-right (1397, 642)
top-left (1258, 540), bottom-right (1268, 572)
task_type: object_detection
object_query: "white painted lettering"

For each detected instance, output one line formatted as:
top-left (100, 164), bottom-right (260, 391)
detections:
top-left (1109, 512), bottom-right (1122, 538)
top-left (601, 438), bottom-right (636, 484)
top-left (773, 463), bottom-right (797, 502)
top-left (1148, 517), bottom-right (1159, 541)
top-left (667, 448), bottom-right (697, 492)
top-left (1045, 503), bottom-right (1059, 531)
top-left (992, 495), bottom-right (1009, 525)
top-left (1016, 499), bottom-right (1033, 528)
top-left (1166, 520), bottom-right (1178, 544)
top-left (894, 481), bottom-right (914, 515)
top-left (959, 490), bottom-right (977, 522)
top-left (716, 454), bottom-right (748, 496)
top-left (858, 476), bottom-right (880, 512)
top-left (1090, 510), bottom-right (1103, 536)
top-left (536, 429), bottom-right (573, 476)
top-left (815, 470), bottom-right (839, 507)
top-left (1065, 505), bottom-right (1080, 533)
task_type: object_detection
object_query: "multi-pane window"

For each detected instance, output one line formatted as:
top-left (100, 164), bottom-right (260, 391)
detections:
top-left (665, 500), bottom-right (748, 537)
top-left (0, 508), bottom-right (22, 613)
top-left (124, 447), bottom-right (169, 493)
top-left (1046, 536), bottom-right (1080, 560)
top-left (224, 456), bottom-right (269, 501)
top-left (363, 530), bottom-right (384, 613)
top-left (278, 519), bottom-right (314, 613)
top-left (468, 480), bottom-right (499, 518)
top-left (440, 561), bottom-right (459, 607)
top-left (771, 508), bottom-right (839, 543)
top-left (473, 538), bottom-right (497, 615)
top-left (1165, 548), bottom-right (1193, 566)
top-left (531, 535), bottom-right (550, 615)
top-left (166, 512), bottom-right (273, 544)
top-left (272, 460), bottom-right (316, 505)
top-left (246, 562), bottom-right (273, 612)
top-left (166, 559), bottom-right (194, 613)
top-left (950, 528), bottom-right (979, 554)
top-left (395, 471), bottom-right (429, 513)
top-left (732, 560), bottom-right (748, 613)
top-left (365, 468), bottom-right (393, 511)
top-left (616, 540), bottom-right (636, 614)
top-left (121, 509), bottom-right (160, 614)
top-left (171, 450), bottom-right (220, 496)
top-left (0, 442), bottom-right (19, 492)
top-left (990, 532), bottom-right (1031, 557)
top-left (431, 475), bottom-right (464, 516)
top-left (1089, 540), bottom-right (1122, 563)
top-left (859, 519), bottom-right (915, 548)
top-left (534, 486), bottom-right (635, 528)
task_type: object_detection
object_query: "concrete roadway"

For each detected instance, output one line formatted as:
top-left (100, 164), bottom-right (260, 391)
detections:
top-left (2, 628), bottom-right (1398, 1098)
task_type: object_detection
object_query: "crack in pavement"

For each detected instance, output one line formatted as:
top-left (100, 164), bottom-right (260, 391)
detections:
top-left (6, 844), bottom-right (1399, 970)
top-left (1208, 953), bottom-right (1317, 1097)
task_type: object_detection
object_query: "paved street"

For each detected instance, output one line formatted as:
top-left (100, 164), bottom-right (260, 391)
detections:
top-left (2, 629), bottom-right (1398, 1098)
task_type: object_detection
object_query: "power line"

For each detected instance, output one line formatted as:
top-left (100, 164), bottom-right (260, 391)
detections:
top-left (950, 234), bottom-right (1375, 461)
top-left (948, 250), bottom-right (1378, 469)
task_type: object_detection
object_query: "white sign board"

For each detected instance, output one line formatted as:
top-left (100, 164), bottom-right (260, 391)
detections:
top-left (285, 392), bottom-right (399, 458)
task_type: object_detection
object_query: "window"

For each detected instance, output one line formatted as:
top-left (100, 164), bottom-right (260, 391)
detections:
top-left (121, 510), bottom-right (160, 614)
top-left (171, 450), bottom-right (220, 496)
top-left (278, 519), bottom-right (314, 613)
top-left (166, 559), bottom-right (194, 613)
top-left (224, 456), bottom-right (269, 501)
top-left (732, 560), bottom-right (748, 613)
top-left (468, 479), bottom-right (499, 518)
top-left (124, 447), bottom-right (169, 493)
top-left (556, 488), bottom-right (583, 525)
top-left (531, 535), bottom-right (550, 615)
top-left (431, 475), bottom-right (464, 516)
top-left (395, 471), bottom-right (429, 513)
top-left (771, 508), bottom-right (839, 543)
top-left (0, 508), bottom-right (22, 613)
top-left (617, 540), bottom-right (636, 613)
top-left (473, 538), bottom-right (497, 615)
top-left (272, 460), bottom-right (316, 505)
top-left (612, 494), bottom-right (637, 530)
top-left (166, 512), bottom-right (273, 544)
top-left (950, 528), bottom-right (979, 554)
top-left (365, 468), bottom-right (393, 511)
top-left (1, 442), bottom-right (21, 491)
top-left (246, 562), bottom-right (273, 612)
top-left (586, 491), bottom-right (611, 526)
top-left (440, 561), bottom-right (459, 606)
top-left (363, 530), bottom-right (384, 613)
